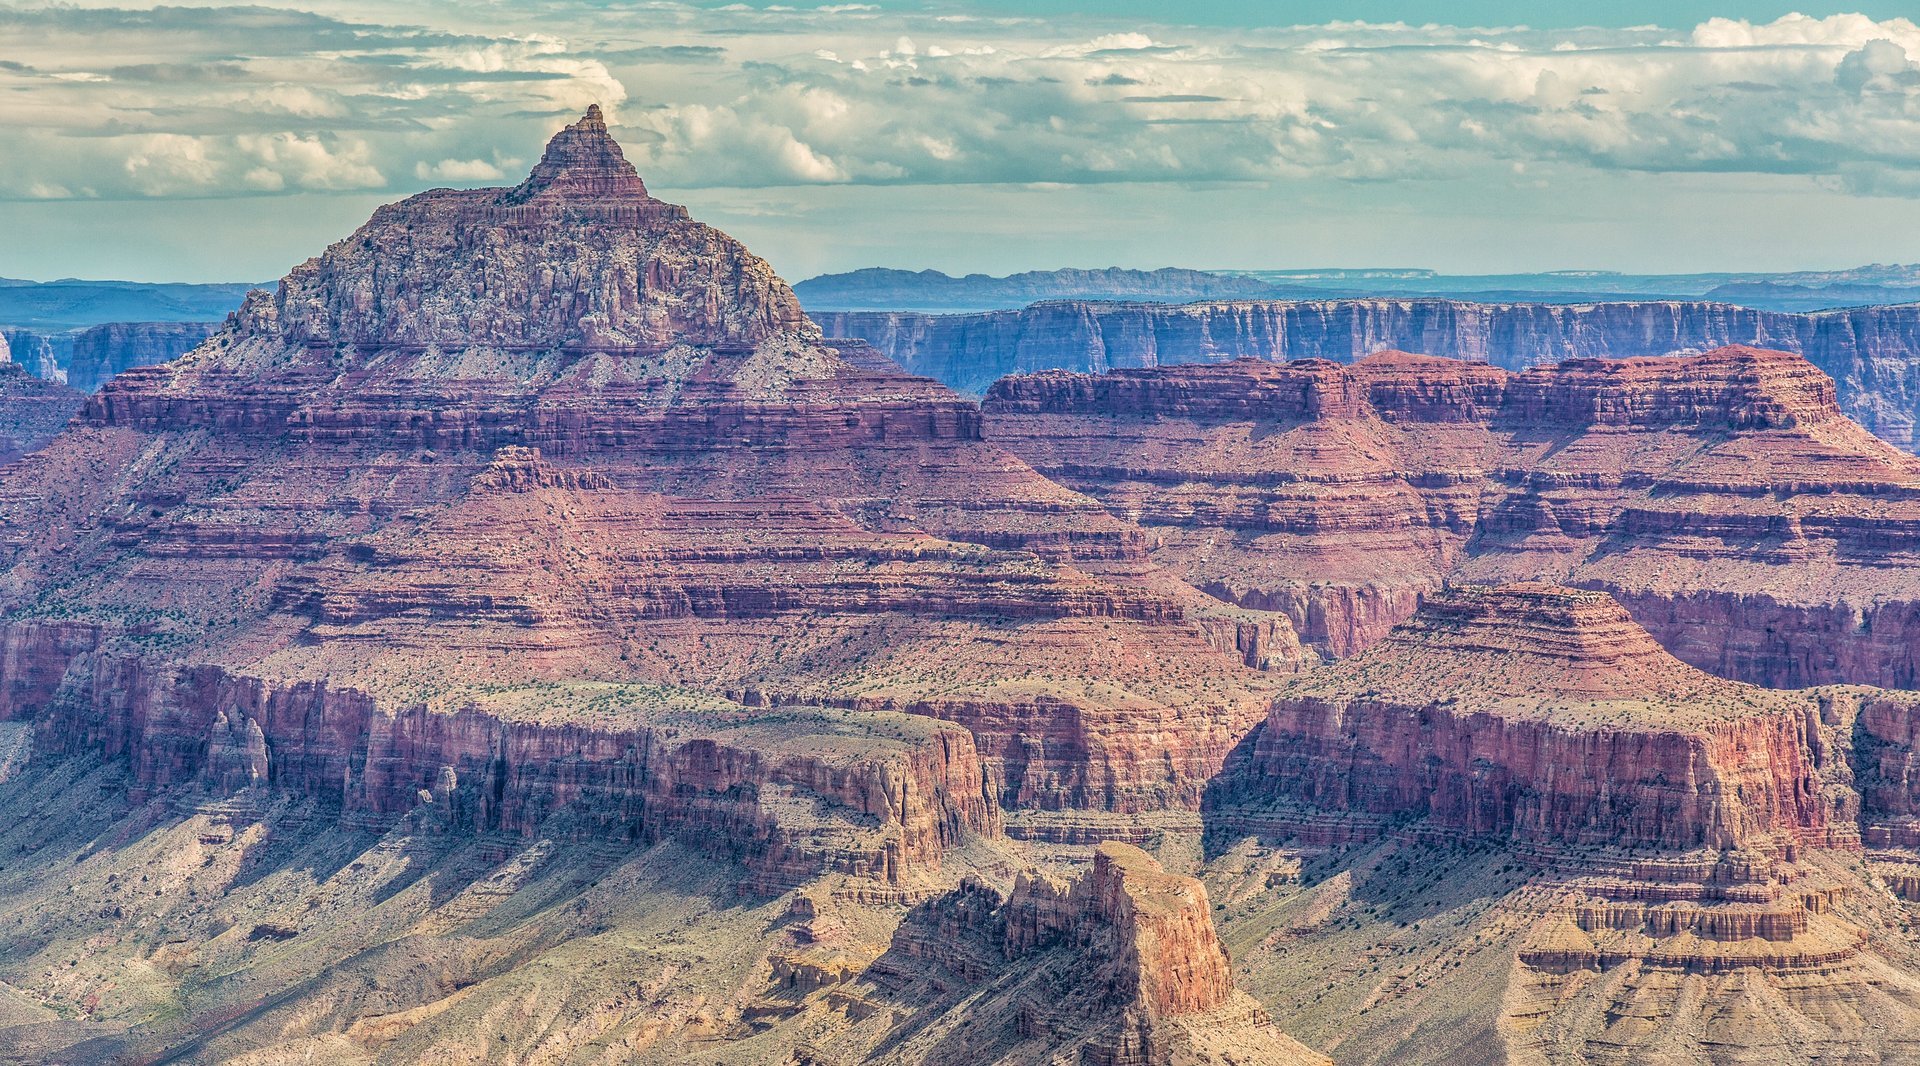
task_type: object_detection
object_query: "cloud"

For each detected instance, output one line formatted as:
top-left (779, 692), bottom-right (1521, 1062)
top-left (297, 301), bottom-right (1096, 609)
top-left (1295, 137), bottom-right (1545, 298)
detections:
top-left (415, 158), bottom-right (509, 182)
top-left (4, 4), bottom-right (1920, 207)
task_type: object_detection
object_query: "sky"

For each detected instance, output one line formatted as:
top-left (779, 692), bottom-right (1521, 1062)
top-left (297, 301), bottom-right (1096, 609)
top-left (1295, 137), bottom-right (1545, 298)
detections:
top-left (3, 2), bottom-right (1920, 283)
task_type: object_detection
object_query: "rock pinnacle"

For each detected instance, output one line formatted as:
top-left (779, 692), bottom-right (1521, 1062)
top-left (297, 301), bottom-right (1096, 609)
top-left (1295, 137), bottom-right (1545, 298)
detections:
top-left (505, 104), bottom-right (650, 204)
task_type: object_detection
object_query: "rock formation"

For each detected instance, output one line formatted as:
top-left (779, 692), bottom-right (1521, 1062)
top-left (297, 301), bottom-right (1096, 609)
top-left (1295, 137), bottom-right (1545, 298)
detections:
top-left (1, 321), bottom-right (219, 389)
top-left (0, 109), bottom-right (1339, 1064)
top-left (1215, 584), bottom-right (1855, 853)
top-left (852, 842), bottom-right (1329, 1064)
top-left (821, 298), bottom-right (1920, 451)
top-left (983, 347), bottom-right (1920, 690)
top-left (0, 328), bottom-right (55, 380)
top-left (1206, 585), bottom-right (1920, 1066)
top-left (0, 108), bottom-right (1277, 854)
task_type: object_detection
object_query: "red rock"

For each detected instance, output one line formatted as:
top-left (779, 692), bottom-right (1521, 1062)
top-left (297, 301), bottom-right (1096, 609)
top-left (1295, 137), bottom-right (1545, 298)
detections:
top-left (863, 842), bottom-right (1328, 1064)
top-left (1218, 584), bottom-right (1857, 854)
top-left (984, 347), bottom-right (1920, 689)
top-left (0, 109), bottom-right (1276, 858)
top-left (820, 298), bottom-right (1920, 450)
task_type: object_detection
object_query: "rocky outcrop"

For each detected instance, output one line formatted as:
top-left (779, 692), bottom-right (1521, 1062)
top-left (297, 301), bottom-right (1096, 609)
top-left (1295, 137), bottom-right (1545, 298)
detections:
top-left (1214, 585), bottom-right (1857, 855)
top-left (0, 328), bottom-right (58, 381)
top-left (859, 842), bottom-right (1328, 1064)
top-left (822, 298), bottom-right (1920, 451)
top-left (983, 348), bottom-right (1920, 690)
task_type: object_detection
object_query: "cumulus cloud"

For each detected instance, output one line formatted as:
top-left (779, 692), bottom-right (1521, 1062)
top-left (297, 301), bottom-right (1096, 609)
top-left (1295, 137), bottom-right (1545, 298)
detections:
top-left (4, 4), bottom-right (1920, 204)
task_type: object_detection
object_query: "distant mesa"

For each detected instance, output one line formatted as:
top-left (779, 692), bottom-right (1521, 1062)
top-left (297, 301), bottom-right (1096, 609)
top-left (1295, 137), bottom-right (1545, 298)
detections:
top-left (821, 299), bottom-right (1920, 451)
top-left (793, 265), bottom-right (1297, 311)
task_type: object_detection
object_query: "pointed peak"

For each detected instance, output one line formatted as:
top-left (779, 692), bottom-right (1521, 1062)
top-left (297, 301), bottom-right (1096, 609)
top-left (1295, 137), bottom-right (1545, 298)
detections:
top-left (504, 104), bottom-right (650, 204)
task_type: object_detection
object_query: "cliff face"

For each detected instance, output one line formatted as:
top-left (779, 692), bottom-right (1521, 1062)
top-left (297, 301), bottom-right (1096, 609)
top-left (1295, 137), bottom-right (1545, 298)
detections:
top-left (1, 624), bottom-right (994, 895)
top-left (984, 348), bottom-right (1920, 690)
top-left (0, 364), bottom-right (84, 466)
top-left (0, 328), bottom-right (58, 380)
top-left (63, 320), bottom-right (219, 392)
top-left (1217, 585), bottom-right (1855, 854)
top-left (821, 298), bottom-right (1920, 451)
top-left (3, 322), bottom-right (222, 389)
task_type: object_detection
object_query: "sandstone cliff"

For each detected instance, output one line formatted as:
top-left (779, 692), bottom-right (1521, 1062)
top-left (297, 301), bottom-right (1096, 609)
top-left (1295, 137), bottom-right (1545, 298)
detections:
top-left (1215, 584), bottom-right (1856, 854)
top-left (853, 842), bottom-right (1329, 1064)
top-left (822, 298), bottom-right (1920, 451)
top-left (984, 347), bottom-right (1920, 690)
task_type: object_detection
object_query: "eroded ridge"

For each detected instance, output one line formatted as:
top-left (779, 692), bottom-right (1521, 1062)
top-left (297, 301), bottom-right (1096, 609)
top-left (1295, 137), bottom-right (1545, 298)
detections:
top-left (984, 347), bottom-right (1920, 688)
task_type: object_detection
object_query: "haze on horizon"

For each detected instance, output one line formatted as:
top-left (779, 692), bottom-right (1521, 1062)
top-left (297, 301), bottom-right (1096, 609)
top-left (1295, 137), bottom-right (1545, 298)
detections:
top-left (3, 0), bottom-right (1920, 284)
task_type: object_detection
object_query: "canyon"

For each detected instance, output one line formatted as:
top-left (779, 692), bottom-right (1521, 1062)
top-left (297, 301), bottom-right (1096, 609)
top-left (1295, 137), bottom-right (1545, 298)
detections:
top-left (6, 107), bottom-right (1920, 1066)
top-left (821, 299), bottom-right (1920, 451)
top-left (982, 347), bottom-right (1920, 691)
top-left (1197, 585), bottom-right (1920, 1066)
top-left (2, 321), bottom-right (220, 389)
top-left (0, 111), bottom-right (1304, 1062)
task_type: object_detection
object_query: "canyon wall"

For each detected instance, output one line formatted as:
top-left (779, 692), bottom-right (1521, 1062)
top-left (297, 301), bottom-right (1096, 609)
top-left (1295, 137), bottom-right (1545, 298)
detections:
top-left (1, 321), bottom-right (219, 390)
top-left (1214, 585), bottom-right (1858, 855)
top-left (821, 299), bottom-right (1920, 450)
top-left (0, 328), bottom-right (58, 380)
top-left (982, 348), bottom-right (1920, 691)
top-left (0, 622), bottom-right (997, 894)
top-left (64, 321), bottom-right (219, 392)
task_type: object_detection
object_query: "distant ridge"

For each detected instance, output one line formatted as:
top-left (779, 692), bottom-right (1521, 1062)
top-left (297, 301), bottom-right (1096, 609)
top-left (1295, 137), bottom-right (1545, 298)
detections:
top-left (792, 265), bottom-right (1293, 311)
top-left (0, 277), bottom-right (261, 331)
top-left (798, 262), bottom-right (1920, 313)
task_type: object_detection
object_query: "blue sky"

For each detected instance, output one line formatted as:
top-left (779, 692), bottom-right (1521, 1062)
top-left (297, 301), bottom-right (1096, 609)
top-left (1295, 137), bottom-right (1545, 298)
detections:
top-left (3, 3), bottom-right (1920, 282)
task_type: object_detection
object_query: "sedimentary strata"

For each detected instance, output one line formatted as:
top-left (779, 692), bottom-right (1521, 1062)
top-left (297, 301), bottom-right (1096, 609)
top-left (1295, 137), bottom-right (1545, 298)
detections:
top-left (984, 347), bottom-right (1920, 689)
top-left (823, 298), bottom-right (1920, 451)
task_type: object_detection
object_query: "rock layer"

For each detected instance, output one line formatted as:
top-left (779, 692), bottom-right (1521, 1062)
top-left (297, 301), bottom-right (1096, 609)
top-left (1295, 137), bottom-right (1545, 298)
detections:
top-left (6, 627), bottom-right (995, 894)
top-left (1217, 584), bottom-right (1856, 855)
top-left (0, 110), bottom-right (1274, 839)
top-left (984, 348), bottom-right (1920, 689)
top-left (822, 298), bottom-right (1920, 451)
top-left (859, 842), bottom-right (1328, 1064)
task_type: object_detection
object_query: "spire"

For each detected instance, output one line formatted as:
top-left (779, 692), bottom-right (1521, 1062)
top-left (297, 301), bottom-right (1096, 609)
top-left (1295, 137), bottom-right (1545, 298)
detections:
top-left (504, 105), bottom-right (650, 204)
